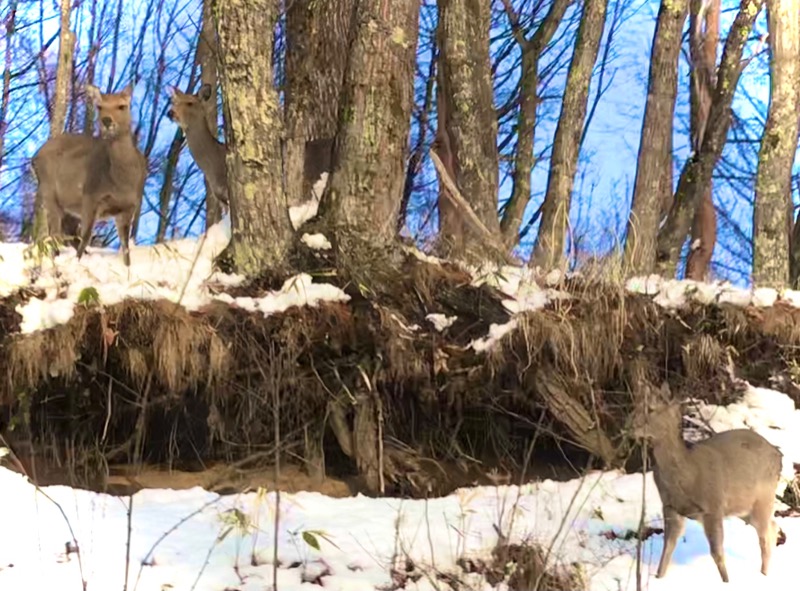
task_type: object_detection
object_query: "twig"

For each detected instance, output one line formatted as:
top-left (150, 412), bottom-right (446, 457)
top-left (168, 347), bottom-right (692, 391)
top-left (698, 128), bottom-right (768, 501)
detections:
top-left (133, 496), bottom-right (224, 591)
top-left (123, 494), bottom-right (133, 591)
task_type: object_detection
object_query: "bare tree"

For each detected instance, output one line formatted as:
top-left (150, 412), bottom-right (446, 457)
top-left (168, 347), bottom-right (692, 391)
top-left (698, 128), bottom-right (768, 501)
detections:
top-left (623, 0), bottom-right (689, 275)
top-left (755, 0), bottom-right (800, 287)
top-left (434, 0), bottom-right (500, 260)
top-left (531, 0), bottom-right (608, 270)
top-left (215, 0), bottom-right (293, 274)
top-left (685, 0), bottom-right (721, 280)
top-left (0, 1), bottom-right (18, 207)
top-left (656, 0), bottom-right (763, 276)
top-left (498, 0), bottom-right (571, 251)
top-left (197, 0), bottom-right (222, 228)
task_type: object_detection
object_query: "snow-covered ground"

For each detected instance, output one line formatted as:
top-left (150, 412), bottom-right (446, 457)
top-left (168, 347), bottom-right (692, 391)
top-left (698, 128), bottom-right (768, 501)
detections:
top-left (0, 382), bottom-right (798, 591)
top-left (2, 196), bottom-right (800, 344)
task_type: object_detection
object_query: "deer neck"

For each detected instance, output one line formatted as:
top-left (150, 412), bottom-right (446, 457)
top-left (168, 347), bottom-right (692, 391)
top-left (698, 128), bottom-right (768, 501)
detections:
top-left (650, 428), bottom-right (696, 488)
top-left (103, 131), bottom-right (142, 180)
top-left (185, 120), bottom-right (223, 168)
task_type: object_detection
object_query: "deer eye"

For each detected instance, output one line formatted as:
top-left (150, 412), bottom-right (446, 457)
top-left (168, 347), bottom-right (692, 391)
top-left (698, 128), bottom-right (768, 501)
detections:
top-left (118, 105), bottom-right (125, 111)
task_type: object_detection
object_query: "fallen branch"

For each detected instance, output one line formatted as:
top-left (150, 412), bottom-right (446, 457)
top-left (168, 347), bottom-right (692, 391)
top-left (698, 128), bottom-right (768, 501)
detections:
top-left (429, 149), bottom-right (510, 262)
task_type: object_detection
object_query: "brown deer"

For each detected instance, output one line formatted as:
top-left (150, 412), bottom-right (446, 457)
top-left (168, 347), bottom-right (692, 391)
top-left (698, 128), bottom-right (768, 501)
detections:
top-left (633, 383), bottom-right (783, 583)
top-left (167, 84), bottom-right (228, 207)
top-left (168, 84), bottom-right (333, 211)
top-left (32, 83), bottom-right (146, 266)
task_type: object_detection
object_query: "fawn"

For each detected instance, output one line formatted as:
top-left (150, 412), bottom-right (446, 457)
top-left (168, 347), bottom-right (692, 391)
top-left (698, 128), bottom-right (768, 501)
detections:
top-left (32, 83), bottom-right (146, 266)
top-left (634, 383), bottom-right (782, 583)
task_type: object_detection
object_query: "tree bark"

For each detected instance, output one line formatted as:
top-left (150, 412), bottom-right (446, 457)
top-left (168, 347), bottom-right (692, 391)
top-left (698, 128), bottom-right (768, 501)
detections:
top-left (50, 0), bottom-right (74, 137)
top-left (435, 0), bottom-right (501, 260)
top-left (326, 0), bottom-right (420, 285)
top-left (624, 0), bottom-right (688, 275)
top-left (685, 0), bottom-right (720, 281)
top-left (214, 0), bottom-right (293, 275)
top-left (754, 0), bottom-right (800, 288)
top-left (0, 1), bottom-right (18, 219)
top-left (499, 0), bottom-right (571, 251)
top-left (530, 0), bottom-right (608, 270)
top-left (656, 0), bottom-right (763, 277)
top-left (198, 0), bottom-right (222, 229)
top-left (284, 0), bottom-right (356, 207)
top-left (35, 0), bottom-right (75, 240)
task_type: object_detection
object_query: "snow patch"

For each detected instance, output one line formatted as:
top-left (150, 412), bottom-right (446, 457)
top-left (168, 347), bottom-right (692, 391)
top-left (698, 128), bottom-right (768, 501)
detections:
top-left (426, 313), bottom-right (456, 331)
top-left (470, 319), bottom-right (518, 352)
top-left (289, 172), bottom-right (328, 230)
top-left (300, 232), bottom-right (332, 250)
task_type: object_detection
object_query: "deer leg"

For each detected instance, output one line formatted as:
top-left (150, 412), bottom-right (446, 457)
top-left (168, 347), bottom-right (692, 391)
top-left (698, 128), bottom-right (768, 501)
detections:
top-left (749, 499), bottom-right (778, 576)
top-left (114, 213), bottom-right (132, 267)
top-left (656, 506), bottom-right (685, 578)
top-left (702, 513), bottom-right (728, 583)
top-left (77, 200), bottom-right (97, 260)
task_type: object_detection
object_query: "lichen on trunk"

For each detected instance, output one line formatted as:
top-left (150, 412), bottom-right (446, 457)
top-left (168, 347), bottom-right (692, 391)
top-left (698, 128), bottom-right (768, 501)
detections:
top-left (753, 0), bottom-right (800, 288)
top-left (324, 0), bottom-right (420, 287)
top-left (214, 0), bottom-right (294, 276)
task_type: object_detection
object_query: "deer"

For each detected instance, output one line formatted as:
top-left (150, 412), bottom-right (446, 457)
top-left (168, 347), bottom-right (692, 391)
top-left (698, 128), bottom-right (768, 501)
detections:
top-left (167, 84), bottom-right (229, 207)
top-left (633, 382), bottom-right (783, 583)
top-left (32, 83), bottom-right (146, 267)
top-left (168, 84), bottom-right (333, 211)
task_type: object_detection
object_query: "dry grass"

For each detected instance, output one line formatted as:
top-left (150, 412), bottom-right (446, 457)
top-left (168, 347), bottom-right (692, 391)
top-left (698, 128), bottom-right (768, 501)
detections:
top-left (3, 259), bottom-right (800, 496)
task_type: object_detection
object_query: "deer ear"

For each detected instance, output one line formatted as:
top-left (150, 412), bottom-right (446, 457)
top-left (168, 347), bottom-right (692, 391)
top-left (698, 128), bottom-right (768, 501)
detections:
top-left (658, 382), bottom-right (671, 402)
top-left (120, 83), bottom-right (134, 99)
top-left (85, 85), bottom-right (102, 104)
top-left (198, 83), bottom-right (213, 102)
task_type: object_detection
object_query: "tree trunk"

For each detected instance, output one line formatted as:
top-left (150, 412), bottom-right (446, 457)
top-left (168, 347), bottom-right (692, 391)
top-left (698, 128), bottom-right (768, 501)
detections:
top-left (499, 0), bottom-right (570, 250)
top-left (35, 0), bottom-right (75, 240)
top-left (623, 0), bottom-right (688, 275)
top-left (656, 0), bottom-right (763, 277)
top-left (326, 0), bottom-right (420, 286)
top-left (435, 0), bottom-right (500, 260)
top-left (0, 1), bottom-right (18, 230)
top-left (685, 0), bottom-right (720, 281)
top-left (214, 0), bottom-right (293, 275)
top-left (284, 0), bottom-right (356, 207)
top-left (198, 0), bottom-right (222, 229)
top-left (753, 0), bottom-right (800, 288)
top-left (83, 0), bottom-right (100, 135)
top-left (50, 0), bottom-right (74, 137)
top-left (530, 0), bottom-right (608, 270)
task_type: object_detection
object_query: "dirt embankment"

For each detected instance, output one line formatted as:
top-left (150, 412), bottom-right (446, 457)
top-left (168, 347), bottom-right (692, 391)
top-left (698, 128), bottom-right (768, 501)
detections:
top-left (2, 252), bottom-right (800, 498)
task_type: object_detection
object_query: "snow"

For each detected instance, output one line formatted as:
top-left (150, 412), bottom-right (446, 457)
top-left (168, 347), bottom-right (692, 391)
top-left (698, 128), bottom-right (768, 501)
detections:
top-left (0, 382), bottom-right (798, 591)
top-left (301, 232), bottom-right (332, 250)
top-left (469, 319), bottom-right (518, 352)
top-left (289, 172), bottom-right (328, 230)
top-left (1, 214), bottom-right (349, 334)
top-left (426, 313), bottom-right (456, 331)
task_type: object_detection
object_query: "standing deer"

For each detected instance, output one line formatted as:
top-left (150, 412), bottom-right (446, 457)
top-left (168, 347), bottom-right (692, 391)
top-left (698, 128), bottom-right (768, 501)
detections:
top-left (633, 383), bottom-right (783, 583)
top-left (168, 84), bottom-right (333, 212)
top-left (167, 84), bottom-right (229, 207)
top-left (32, 83), bottom-right (146, 266)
